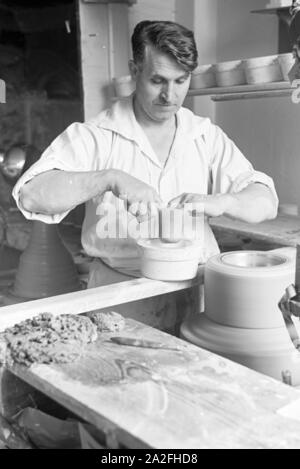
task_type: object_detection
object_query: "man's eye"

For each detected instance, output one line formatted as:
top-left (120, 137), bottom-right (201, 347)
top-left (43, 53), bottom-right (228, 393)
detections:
top-left (151, 78), bottom-right (162, 84)
top-left (176, 78), bottom-right (188, 84)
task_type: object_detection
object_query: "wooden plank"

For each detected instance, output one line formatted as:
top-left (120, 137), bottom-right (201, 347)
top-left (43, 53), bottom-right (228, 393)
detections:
top-left (83, 0), bottom-right (136, 4)
top-left (7, 319), bottom-right (300, 449)
top-left (188, 81), bottom-right (292, 97)
top-left (251, 7), bottom-right (290, 15)
top-left (0, 367), bottom-right (67, 421)
top-left (0, 80), bottom-right (5, 103)
top-left (0, 270), bottom-right (203, 331)
top-left (210, 214), bottom-right (300, 247)
top-left (212, 89), bottom-right (292, 101)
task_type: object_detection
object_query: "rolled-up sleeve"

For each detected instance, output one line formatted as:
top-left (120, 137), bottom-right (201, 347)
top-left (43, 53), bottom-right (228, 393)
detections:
top-left (207, 123), bottom-right (278, 204)
top-left (12, 122), bottom-right (110, 224)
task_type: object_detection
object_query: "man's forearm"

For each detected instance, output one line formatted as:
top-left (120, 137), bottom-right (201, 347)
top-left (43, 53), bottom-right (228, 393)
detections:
top-left (222, 183), bottom-right (278, 223)
top-left (20, 169), bottom-right (112, 215)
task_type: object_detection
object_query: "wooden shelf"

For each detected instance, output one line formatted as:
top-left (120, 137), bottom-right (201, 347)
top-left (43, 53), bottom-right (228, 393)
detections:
top-left (251, 7), bottom-right (290, 15)
top-left (188, 81), bottom-right (294, 101)
top-left (0, 79), bottom-right (5, 103)
top-left (82, 0), bottom-right (136, 4)
top-left (251, 6), bottom-right (291, 25)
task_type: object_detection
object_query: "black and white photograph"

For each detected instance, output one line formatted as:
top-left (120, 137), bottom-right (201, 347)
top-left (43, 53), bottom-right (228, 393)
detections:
top-left (1, 0), bottom-right (300, 451)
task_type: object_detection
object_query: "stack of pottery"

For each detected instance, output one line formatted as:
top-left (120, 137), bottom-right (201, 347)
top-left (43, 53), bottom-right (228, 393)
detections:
top-left (190, 64), bottom-right (216, 89)
top-left (243, 55), bottom-right (283, 84)
top-left (189, 53), bottom-right (293, 90)
top-left (214, 60), bottom-right (246, 87)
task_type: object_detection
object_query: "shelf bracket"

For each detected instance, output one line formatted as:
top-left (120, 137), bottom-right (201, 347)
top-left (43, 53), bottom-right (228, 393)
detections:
top-left (0, 80), bottom-right (5, 104)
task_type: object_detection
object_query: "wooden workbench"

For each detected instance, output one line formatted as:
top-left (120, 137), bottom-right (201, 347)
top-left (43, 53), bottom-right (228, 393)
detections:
top-left (1, 215), bottom-right (300, 448)
top-left (210, 214), bottom-right (300, 247)
top-left (1, 277), bottom-right (300, 448)
top-left (3, 318), bottom-right (300, 449)
top-left (0, 270), bottom-right (203, 331)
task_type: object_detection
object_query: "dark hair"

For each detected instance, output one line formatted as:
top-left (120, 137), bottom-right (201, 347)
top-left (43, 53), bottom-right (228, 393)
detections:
top-left (131, 20), bottom-right (198, 72)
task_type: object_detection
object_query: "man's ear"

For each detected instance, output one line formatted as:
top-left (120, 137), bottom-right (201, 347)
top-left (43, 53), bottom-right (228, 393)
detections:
top-left (129, 60), bottom-right (138, 81)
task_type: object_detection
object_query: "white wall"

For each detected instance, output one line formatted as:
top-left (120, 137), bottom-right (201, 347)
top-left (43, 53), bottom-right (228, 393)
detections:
top-left (125, 0), bottom-right (300, 206)
top-left (128, 0), bottom-right (175, 39)
top-left (214, 0), bottom-right (300, 207)
top-left (192, 0), bottom-right (218, 120)
top-left (78, 1), bottom-right (110, 120)
top-left (78, 1), bottom-right (131, 120)
top-left (217, 98), bottom-right (300, 206)
top-left (216, 0), bottom-right (278, 61)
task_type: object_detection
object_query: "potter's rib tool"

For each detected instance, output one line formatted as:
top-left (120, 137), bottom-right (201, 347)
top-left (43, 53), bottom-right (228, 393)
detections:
top-left (110, 336), bottom-right (182, 351)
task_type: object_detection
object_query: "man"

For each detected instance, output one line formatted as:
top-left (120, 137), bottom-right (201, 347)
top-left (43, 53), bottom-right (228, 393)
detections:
top-left (290, 1), bottom-right (300, 77)
top-left (13, 21), bottom-right (278, 333)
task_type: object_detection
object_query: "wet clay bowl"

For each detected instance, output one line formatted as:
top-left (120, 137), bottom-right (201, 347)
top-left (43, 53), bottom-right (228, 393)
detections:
top-left (137, 239), bottom-right (202, 281)
top-left (159, 207), bottom-right (184, 243)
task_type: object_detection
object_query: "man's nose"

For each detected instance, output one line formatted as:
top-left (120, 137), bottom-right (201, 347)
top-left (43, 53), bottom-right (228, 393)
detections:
top-left (160, 84), bottom-right (174, 102)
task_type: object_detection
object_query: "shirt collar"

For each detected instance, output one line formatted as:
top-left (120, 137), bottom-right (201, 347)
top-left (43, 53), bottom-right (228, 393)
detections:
top-left (90, 95), bottom-right (209, 161)
top-left (92, 95), bottom-right (146, 146)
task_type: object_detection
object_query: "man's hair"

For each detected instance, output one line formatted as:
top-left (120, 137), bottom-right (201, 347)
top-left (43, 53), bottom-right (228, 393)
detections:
top-left (131, 20), bottom-right (198, 72)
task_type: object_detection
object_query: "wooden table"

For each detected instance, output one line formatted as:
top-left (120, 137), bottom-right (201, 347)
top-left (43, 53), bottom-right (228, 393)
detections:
top-left (1, 273), bottom-right (300, 448)
top-left (210, 214), bottom-right (300, 247)
top-left (4, 318), bottom-right (300, 449)
top-left (2, 217), bottom-right (300, 448)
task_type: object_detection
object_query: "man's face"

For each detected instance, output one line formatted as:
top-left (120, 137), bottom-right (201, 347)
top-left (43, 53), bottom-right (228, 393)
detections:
top-left (130, 45), bottom-right (191, 123)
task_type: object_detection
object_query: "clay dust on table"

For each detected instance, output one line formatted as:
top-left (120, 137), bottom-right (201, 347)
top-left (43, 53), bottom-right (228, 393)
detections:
top-left (0, 311), bottom-right (125, 366)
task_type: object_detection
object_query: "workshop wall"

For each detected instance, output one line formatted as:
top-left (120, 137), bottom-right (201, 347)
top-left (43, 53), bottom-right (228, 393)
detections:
top-left (213, 0), bottom-right (300, 209)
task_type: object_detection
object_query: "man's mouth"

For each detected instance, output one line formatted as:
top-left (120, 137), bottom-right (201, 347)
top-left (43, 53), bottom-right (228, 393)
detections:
top-left (156, 103), bottom-right (175, 107)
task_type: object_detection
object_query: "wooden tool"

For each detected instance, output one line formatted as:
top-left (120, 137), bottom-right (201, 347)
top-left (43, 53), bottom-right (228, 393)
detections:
top-left (0, 79), bottom-right (5, 104)
top-left (110, 336), bottom-right (182, 351)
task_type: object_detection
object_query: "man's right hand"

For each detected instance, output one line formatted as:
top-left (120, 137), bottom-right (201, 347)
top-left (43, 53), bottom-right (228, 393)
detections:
top-left (107, 169), bottom-right (163, 221)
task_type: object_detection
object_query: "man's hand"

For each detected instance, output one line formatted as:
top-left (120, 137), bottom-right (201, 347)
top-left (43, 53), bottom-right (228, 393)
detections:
top-left (168, 193), bottom-right (230, 218)
top-left (168, 184), bottom-right (277, 224)
top-left (108, 169), bottom-right (163, 221)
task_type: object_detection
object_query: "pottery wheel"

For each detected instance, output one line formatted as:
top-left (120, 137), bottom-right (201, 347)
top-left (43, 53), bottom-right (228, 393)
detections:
top-left (180, 250), bottom-right (300, 384)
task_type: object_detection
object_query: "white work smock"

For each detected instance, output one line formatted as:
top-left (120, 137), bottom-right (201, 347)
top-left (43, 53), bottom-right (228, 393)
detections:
top-left (13, 95), bottom-right (277, 277)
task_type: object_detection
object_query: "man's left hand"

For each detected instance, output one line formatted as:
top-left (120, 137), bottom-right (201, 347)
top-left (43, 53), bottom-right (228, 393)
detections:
top-left (168, 193), bottom-right (230, 218)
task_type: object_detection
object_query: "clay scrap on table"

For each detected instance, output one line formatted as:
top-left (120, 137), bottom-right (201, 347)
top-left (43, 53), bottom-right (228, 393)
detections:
top-left (0, 311), bottom-right (125, 367)
top-left (85, 311), bottom-right (125, 333)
